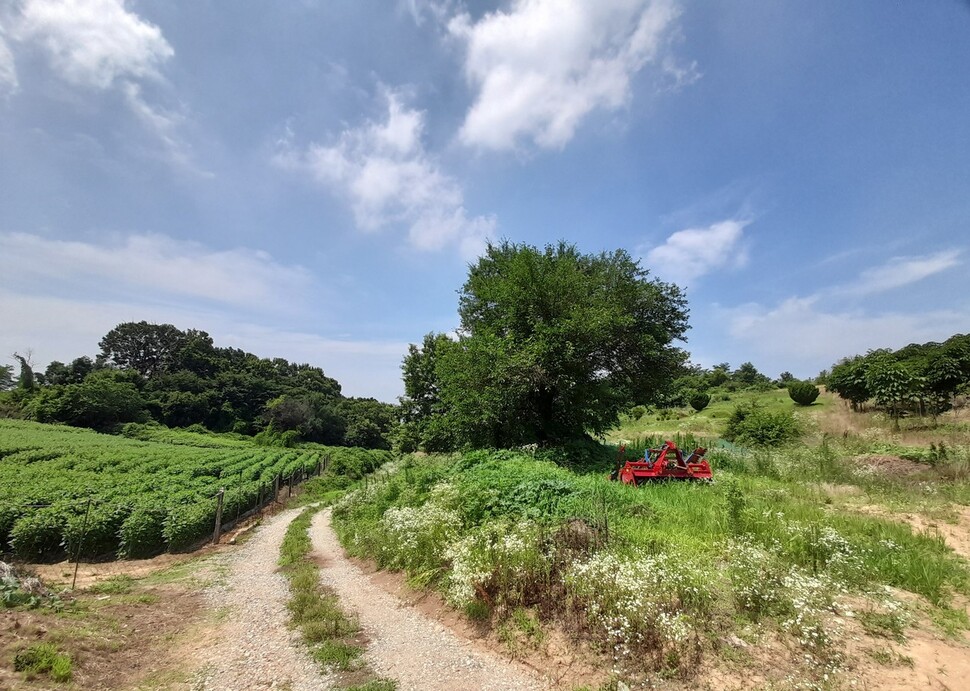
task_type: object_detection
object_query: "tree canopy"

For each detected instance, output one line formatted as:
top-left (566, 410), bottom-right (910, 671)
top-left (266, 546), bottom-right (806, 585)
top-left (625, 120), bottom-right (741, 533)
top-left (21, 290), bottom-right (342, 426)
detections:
top-left (3, 321), bottom-right (397, 449)
top-left (827, 335), bottom-right (970, 421)
top-left (401, 241), bottom-right (689, 449)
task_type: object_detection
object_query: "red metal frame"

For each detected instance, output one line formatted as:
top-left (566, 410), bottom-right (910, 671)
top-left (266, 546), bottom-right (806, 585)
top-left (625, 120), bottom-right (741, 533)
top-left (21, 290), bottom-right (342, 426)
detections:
top-left (610, 441), bottom-right (713, 483)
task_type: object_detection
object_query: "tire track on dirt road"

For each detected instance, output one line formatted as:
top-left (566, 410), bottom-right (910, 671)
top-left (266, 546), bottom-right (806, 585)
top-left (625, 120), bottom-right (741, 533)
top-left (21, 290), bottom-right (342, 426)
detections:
top-left (192, 506), bottom-right (332, 691)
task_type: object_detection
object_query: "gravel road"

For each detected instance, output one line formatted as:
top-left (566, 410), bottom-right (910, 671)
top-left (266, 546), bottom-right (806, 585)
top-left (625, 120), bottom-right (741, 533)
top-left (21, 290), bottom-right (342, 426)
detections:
top-left (192, 507), bottom-right (332, 691)
top-left (311, 508), bottom-right (546, 691)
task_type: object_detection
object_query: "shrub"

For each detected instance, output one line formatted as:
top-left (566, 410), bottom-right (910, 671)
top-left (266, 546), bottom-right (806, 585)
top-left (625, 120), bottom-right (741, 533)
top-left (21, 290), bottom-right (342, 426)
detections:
top-left (565, 550), bottom-right (711, 678)
top-left (64, 504), bottom-right (130, 559)
top-left (788, 381), bottom-right (820, 406)
top-left (689, 392), bottom-right (711, 412)
top-left (629, 405), bottom-right (647, 420)
top-left (723, 404), bottom-right (799, 446)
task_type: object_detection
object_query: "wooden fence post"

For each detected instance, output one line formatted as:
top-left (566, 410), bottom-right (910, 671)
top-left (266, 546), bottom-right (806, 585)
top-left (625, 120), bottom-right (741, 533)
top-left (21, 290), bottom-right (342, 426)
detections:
top-left (71, 497), bottom-right (92, 591)
top-left (212, 489), bottom-right (225, 544)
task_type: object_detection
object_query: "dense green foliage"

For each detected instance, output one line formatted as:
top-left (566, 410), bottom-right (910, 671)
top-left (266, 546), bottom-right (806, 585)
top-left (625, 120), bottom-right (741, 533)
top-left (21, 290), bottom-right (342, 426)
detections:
top-left (787, 381), bottom-right (820, 406)
top-left (2, 321), bottom-right (398, 449)
top-left (688, 391), bottom-right (710, 411)
top-left (399, 241), bottom-right (689, 449)
top-left (723, 404), bottom-right (800, 447)
top-left (0, 419), bottom-right (391, 560)
top-left (827, 334), bottom-right (970, 420)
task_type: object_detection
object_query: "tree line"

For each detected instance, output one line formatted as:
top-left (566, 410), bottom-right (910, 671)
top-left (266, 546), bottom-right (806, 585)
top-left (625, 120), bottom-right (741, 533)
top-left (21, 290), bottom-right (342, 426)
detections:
top-left (824, 334), bottom-right (970, 429)
top-left (0, 323), bottom-right (396, 449)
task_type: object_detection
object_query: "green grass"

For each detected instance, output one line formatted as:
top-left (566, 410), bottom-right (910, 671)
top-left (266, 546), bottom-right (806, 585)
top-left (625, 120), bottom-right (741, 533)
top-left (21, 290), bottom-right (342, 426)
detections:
top-left (87, 574), bottom-right (135, 594)
top-left (13, 642), bottom-right (73, 682)
top-left (279, 505), bottom-right (396, 689)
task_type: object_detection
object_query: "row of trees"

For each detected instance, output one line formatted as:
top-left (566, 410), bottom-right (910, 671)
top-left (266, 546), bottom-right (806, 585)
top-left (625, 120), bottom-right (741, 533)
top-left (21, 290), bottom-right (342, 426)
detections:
top-left (825, 334), bottom-right (970, 428)
top-left (1, 323), bottom-right (397, 449)
top-left (398, 241), bottom-right (691, 451)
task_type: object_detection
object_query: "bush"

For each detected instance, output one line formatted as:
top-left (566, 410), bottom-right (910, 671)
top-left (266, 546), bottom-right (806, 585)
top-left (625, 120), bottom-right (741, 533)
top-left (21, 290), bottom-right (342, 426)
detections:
top-left (723, 404), bottom-right (799, 447)
top-left (788, 381), bottom-right (820, 406)
top-left (629, 405), bottom-right (647, 420)
top-left (689, 392), bottom-right (710, 412)
top-left (64, 504), bottom-right (130, 559)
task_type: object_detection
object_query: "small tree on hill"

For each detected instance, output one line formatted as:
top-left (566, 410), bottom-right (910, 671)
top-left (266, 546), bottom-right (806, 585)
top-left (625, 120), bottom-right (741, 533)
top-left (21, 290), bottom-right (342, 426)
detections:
top-left (689, 392), bottom-right (710, 412)
top-left (787, 381), bottom-right (820, 406)
top-left (865, 359), bottom-right (916, 432)
top-left (0, 364), bottom-right (13, 391)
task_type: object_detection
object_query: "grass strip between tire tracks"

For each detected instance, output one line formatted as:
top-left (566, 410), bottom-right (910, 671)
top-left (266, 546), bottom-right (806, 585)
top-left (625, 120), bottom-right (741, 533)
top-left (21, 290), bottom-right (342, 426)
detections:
top-left (279, 505), bottom-right (396, 691)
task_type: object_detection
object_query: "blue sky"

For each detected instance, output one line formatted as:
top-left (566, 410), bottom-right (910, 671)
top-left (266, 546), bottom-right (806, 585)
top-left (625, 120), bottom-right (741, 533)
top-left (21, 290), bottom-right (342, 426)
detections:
top-left (1, 0), bottom-right (969, 402)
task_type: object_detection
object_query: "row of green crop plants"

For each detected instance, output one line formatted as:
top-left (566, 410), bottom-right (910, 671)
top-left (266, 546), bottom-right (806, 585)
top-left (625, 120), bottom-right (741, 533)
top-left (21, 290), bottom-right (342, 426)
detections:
top-left (0, 419), bottom-right (391, 560)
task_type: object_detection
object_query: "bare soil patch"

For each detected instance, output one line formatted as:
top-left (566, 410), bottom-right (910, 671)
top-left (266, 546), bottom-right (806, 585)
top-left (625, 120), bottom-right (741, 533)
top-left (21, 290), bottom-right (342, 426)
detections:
top-left (854, 454), bottom-right (930, 477)
top-left (0, 583), bottom-right (208, 690)
top-left (844, 608), bottom-right (970, 690)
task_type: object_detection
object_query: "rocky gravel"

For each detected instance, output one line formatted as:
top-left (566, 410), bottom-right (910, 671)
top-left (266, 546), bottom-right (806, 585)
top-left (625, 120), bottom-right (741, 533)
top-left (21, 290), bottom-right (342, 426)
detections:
top-left (192, 507), bottom-right (332, 691)
top-left (311, 508), bottom-right (546, 691)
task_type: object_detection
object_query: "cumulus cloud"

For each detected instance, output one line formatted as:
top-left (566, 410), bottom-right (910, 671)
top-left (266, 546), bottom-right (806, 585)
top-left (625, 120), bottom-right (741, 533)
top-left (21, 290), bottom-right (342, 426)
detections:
top-left (846, 249), bottom-right (962, 296)
top-left (0, 232), bottom-right (315, 312)
top-left (277, 92), bottom-right (495, 258)
top-left (5, 1), bottom-right (204, 172)
top-left (12, 0), bottom-right (173, 89)
top-left (448, 0), bottom-right (689, 150)
top-left (0, 29), bottom-right (17, 94)
top-left (644, 219), bottom-right (749, 284)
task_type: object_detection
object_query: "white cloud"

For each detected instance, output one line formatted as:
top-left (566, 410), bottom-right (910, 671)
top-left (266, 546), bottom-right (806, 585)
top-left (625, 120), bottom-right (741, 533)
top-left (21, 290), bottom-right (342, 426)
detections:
top-left (449, 0), bottom-right (687, 150)
top-left (0, 290), bottom-right (409, 401)
top-left (277, 91), bottom-right (495, 257)
top-left (847, 249), bottom-right (962, 296)
top-left (644, 219), bottom-right (749, 284)
top-left (0, 29), bottom-right (18, 94)
top-left (6, 1), bottom-right (204, 172)
top-left (724, 296), bottom-right (970, 374)
top-left (13, 0), bottom-right (173, 90)
top-left (0, 232), bottom-right (315, 312)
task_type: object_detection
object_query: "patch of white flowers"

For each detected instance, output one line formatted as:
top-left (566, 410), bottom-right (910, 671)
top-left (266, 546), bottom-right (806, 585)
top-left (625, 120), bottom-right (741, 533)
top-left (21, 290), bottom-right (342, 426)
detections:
top-left (729, 538), bottom-right (845, 679)
top-left (443, 519), bottom-right (543, 607)
top-left (378, 485), bottom-right (462, 571)
top-left (565, 550), bottom-right (711, 673)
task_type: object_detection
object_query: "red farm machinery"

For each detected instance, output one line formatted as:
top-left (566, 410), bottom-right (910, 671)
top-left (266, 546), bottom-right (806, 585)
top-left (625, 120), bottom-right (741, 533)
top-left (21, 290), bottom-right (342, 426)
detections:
top-left (609, 441), bottom-right (713, 484)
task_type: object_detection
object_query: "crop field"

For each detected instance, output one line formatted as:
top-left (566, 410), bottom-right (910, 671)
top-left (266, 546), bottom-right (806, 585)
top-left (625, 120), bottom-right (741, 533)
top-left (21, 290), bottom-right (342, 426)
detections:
top-left (0, 419), bottom-right (335, 560)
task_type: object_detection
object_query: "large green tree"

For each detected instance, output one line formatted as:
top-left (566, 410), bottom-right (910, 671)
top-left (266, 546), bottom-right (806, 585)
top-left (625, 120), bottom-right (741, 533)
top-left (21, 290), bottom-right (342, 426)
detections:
top-left (423, 241), bottom-right (689, 447)
top-left (99, 322), bottom-right (188, 379)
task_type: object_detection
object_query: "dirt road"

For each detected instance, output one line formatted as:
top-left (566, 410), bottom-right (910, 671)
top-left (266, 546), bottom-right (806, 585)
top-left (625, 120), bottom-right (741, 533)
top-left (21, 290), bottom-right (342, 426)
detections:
top-left (310, 508), bottom-right (545, 691)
